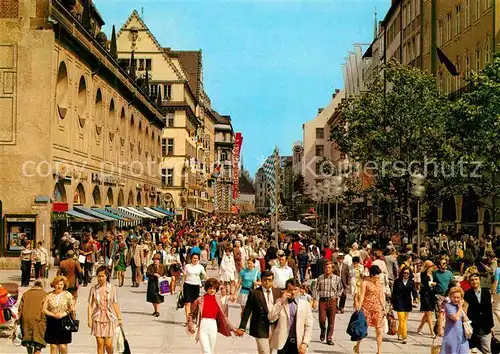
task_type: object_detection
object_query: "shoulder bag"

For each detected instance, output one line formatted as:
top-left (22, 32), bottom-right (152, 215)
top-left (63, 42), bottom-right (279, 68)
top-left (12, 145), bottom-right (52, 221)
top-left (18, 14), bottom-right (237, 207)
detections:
top-left (463, 315), bottom-right (473, 339)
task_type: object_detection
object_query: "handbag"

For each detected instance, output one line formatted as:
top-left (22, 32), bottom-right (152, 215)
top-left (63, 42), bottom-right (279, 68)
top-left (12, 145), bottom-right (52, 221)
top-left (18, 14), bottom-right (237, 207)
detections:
top-left (176, 290), bottom-right (185, 310)
top-left (3, 308), bottom-right (12, 321)
top-left (431, 338), bottom-right (441, 354)
top-left (61, 315), bottom-right (79, 332)
top-left (386, 309), bottom-right (397, 335)
top-left (463, 316), bottom-right (473, 339)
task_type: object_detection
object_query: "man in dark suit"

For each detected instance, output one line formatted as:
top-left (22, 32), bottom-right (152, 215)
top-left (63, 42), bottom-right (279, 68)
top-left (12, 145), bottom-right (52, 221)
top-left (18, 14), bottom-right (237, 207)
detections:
top-left (333, 253), bottom-right (350, 313)
top-left (464, 273), bottom-right (494, 354)
top-left (240, 270), bottom-right (282, 354)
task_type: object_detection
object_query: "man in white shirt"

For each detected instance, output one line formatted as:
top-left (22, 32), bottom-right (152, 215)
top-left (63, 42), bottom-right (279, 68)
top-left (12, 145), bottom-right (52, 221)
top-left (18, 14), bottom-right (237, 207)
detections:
top-left (271, 250), bottom-right (294, 290)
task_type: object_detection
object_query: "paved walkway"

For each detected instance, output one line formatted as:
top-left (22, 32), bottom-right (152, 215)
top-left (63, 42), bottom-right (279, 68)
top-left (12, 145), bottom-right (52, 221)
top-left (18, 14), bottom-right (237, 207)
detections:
top-left (0, 268), bottom-right (440, 353)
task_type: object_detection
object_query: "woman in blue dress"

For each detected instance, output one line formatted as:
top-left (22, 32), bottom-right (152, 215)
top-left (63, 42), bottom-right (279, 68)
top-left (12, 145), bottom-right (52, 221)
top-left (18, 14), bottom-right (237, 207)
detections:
top-left (440, 286), bottom-right (469, 354)
top-left (233, 257), bottom-right (261, 315)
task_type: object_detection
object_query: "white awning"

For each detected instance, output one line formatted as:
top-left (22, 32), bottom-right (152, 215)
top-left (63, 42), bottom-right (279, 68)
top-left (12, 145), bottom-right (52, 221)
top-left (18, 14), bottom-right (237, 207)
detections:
top-left (128, 207), bottom-right (156, 219)
top-left (118, 207), bottom-right (153, 219)
top-left (278, 221), bottom-right (313, 232)
top-left (143, 207), bottom-right (167, 218)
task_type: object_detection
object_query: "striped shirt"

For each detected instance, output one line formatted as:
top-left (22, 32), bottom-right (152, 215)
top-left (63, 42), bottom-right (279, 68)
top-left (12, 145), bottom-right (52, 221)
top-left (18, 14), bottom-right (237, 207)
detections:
top-left (313, 273), bottom-right (344, 300)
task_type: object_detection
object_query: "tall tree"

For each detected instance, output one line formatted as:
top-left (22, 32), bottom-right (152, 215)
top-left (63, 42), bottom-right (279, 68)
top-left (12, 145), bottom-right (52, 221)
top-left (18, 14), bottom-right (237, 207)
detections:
top-left (331, 61), bottom-right (451, 230)
top-left (110, 25), bottom-right (117, 60)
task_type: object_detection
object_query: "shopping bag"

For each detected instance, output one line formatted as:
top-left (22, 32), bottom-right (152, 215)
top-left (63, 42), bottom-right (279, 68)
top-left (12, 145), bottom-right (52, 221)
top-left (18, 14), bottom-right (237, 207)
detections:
top-left (386, 310), bottom-right (397, 336)
top-left (176, 291), bottom-right (185, 309)
top-left (11, 323), bottom-right (22, 347)
top-left (121, 325), bottom-right (131, 354)
top-left (158, 276), bottom-right (171, 296)
top-left (116, 326), bottom-right (125, 353)
top-left (463, 316), bottom-right (473, 339)
top-left (78, 255), bottom-right (86, 264)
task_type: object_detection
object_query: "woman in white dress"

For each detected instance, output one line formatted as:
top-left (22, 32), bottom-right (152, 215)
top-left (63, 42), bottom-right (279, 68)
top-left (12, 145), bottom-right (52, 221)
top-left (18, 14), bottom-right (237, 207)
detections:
top-left (220, 246), bottom-right (236, 296)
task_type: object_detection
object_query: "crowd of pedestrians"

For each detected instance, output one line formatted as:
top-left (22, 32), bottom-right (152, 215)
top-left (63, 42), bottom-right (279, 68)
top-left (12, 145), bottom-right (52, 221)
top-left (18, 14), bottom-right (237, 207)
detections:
top-left (6, 214), bottom-right (500, 354)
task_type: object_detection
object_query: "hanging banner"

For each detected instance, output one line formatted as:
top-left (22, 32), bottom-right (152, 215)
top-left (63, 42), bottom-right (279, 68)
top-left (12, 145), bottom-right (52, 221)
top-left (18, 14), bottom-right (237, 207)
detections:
top-left (232, 133), bottom-right (243, 200)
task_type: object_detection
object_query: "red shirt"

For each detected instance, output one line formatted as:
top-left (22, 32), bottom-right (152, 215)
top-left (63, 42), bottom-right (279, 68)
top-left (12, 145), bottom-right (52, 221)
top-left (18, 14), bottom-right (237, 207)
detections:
top-left (324, 248), bottom-right (333, 260)
top-left (201, 294), bottom-right (219, 319)
top-left (460, 280), bottom-right (471, 292)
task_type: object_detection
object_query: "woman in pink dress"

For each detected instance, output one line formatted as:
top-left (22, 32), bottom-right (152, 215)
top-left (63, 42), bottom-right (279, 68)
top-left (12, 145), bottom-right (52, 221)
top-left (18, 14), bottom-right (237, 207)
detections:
top-left (87, 266), bottom-right (123, 354)
top-left (355, 265), bottom-right (386, 354)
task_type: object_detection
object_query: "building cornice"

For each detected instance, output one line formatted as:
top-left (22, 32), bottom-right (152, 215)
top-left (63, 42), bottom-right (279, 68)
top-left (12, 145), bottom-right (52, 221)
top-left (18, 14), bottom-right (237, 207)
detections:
top-left (50, 1), bottom-right (165, 129)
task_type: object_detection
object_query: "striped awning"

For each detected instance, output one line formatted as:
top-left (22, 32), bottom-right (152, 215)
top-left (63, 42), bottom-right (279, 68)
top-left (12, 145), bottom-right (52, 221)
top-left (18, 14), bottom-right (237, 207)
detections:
top-left (74, 206), bottom-right (116, 221)
top-left (64, 209), bottom-right (99, 222)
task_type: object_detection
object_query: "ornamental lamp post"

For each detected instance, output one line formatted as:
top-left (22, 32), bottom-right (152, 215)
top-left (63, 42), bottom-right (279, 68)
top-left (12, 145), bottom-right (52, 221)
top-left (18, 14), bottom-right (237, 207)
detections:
top-left (411, 173), bottom-right (426, 257)
top-left (330, 175), bottom-right (345, 248)
top-left (310, 185), bottom-right (320, 242)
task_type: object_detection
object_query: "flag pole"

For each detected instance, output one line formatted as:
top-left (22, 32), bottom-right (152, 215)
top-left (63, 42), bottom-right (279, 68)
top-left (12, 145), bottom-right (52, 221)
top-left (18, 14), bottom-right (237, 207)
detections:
top-left (274, 148), bottom-right (280, 245)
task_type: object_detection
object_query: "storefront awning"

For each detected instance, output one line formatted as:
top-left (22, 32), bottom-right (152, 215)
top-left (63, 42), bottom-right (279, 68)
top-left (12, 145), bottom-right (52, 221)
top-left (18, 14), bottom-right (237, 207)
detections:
top-left (142, 207), bottom-right (166, 218)
top-left (128, 207), bottom-right (156, 219)
top-left (91, 208), bottom-right (125, 221)
top-left (64, 209), bottom-right (99, 222)
top-left (74, 206), bottom-right (116, 222)
top-left (187, 207), bottom-right (207, 214)
top-left (118, 207), bottom-right (153, 219)
top-left (152, 207), bottom-right (175, 216)
top-left (105, 208), bottom-right (141, 221)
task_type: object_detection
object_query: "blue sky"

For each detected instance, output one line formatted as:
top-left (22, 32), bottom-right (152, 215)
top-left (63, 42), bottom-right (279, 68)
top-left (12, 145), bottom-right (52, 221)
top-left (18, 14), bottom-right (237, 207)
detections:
top-left (95, 0), bottom-right (389, 176)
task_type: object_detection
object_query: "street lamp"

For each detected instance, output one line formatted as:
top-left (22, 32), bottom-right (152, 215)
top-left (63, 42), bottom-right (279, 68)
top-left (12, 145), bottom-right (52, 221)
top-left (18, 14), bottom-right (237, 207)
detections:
top-left (309, 185), bottom-right (321, 241)
top-left (329, 175), bottom-right (345, 248)
top-left (411, 173), bottom-right (426, 257)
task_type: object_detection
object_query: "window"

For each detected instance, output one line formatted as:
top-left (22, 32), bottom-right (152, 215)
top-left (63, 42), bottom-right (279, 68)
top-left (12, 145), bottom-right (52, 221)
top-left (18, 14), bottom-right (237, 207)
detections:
top-left (315, 128), bottom-right (324, 139)
top-left (416, 33), bottom-right (421, 57)
top-left (475, 48), bottom-right (481, 71)
top-left (167, 138), bottom-right (174, 155)
top-left (161, 138), bottom-right (167, 156)
top-left (146, 59), bottom-right (152, 70)
top-left (447, 73), bottom-right (452, 94)
top-left (151, 84), bottom-right (159, 97)
top-left (315, 161), bottom-right (321, 175)
top-left (475, 0), bottom-right (480, 20)
top-left (163, 84), bottom-right (172, 100)
top-left (485, 38), bottom-right (492, 64)
top-left (221, 150), bottom-right (228, 161)
top-left (161, 168), bottom-right (173, 186)
top-left (455, 5), bottom-right (461, 36)
top-left (166, 113), bottom-right (174, 127)
top-left (446, 13), bottom-right (452, 42)
top-left (465, 55), bottom-right (471, 77)
top-left (166, 168), bottom-right (174, 186)
top-left (315, 145), bottom-right (324, 157)
top-left (455, 58), bottom-right (461, 91)
top-left (138, 59), bottom-right (144, 71)
top-left (465, 0), bottom-right (471, 27)
top-left (438, 19), bottom-right (443, 47)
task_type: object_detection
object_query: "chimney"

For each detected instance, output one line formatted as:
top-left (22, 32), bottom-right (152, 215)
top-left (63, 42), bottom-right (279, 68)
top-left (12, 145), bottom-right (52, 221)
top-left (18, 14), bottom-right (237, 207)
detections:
top-left (318, 108), bottom-right (324, 114)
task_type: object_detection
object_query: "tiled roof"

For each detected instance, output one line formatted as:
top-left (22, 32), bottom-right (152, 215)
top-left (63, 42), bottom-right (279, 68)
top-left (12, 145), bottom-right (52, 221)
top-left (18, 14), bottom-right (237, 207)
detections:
top-left (239, 173), bottom-right (255, 195)
top-left (165, 49), bottom-right (201, 98)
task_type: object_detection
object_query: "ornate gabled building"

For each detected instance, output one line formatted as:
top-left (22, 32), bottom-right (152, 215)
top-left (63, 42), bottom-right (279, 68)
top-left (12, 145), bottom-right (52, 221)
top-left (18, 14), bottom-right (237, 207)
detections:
top-left (0, 0), bottom-right (164, 267)
top-left (213, 112), bottom-right (235, 213)
top-left (116, 11), bottom-right (217, 219)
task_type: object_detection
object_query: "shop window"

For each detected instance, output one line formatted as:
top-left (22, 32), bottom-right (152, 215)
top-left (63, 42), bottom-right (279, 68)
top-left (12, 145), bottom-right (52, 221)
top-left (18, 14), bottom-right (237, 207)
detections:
top-left (5, 216), bottom-right (36, 252)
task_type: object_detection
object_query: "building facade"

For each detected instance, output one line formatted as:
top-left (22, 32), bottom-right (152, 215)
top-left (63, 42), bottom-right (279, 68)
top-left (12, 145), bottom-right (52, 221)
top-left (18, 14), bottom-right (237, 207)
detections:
top-left (116, 11), bottom-right (217, 219)
top-left (0, 0), bottom-right (164, 267)
top-left (302, 90), bottom-right (346, 190)
top-left (254, 167), bottom-right (268, 214)
top-left (213, 113), bottom-right (235, 213)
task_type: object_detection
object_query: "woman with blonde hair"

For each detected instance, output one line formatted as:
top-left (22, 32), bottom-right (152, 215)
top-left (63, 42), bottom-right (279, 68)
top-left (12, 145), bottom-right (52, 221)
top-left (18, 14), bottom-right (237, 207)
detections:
top-left (42, 276), bottom-right (75, 354)
top-left (440, 286), bottom-right (469, 354)
top-left (417, 260), bottom-right (436, 337)
top-left (88, 266), bottom-right (122, 354)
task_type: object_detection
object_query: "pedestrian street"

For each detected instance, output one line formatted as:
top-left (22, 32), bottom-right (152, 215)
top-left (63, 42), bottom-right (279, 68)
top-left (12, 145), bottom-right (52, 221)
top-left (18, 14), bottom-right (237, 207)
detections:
top-left (1, 268), bottom-right (439, 354)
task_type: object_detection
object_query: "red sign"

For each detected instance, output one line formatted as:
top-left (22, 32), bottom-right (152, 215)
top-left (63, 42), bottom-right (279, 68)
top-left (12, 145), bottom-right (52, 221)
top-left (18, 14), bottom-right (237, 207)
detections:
top-left (232, 132), bottom-right (243, 199)
top-left (52, 202), bottom-right (69, 212)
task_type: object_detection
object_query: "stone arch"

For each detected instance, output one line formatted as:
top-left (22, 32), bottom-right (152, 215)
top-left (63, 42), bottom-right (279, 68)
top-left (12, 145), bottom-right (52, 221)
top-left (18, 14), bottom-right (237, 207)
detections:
top-left (462, 189), bottom-right (478, 234)
top-left (442, 197), bottom-right (456, 223)
top-left (117, 189), bottom-right (124, 206)
top-left (74, 183), bottom-right (86, 204)
top-left (127, 190), bottom-right (134, 206)
top-left (77, 76), bottom-right (87, 127)
top-left (106, 187), bottom-right (114, 206)
top-left (53, 181), bottom-right (67, 202)
top-left (92, 185), bottom-right (101, 206)
top-left (95, 88), bottom-right (103, 136)
top-left (484, 209), bottom-right (491, 236)
top-left (136, 190), bottom-right (142, 206)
